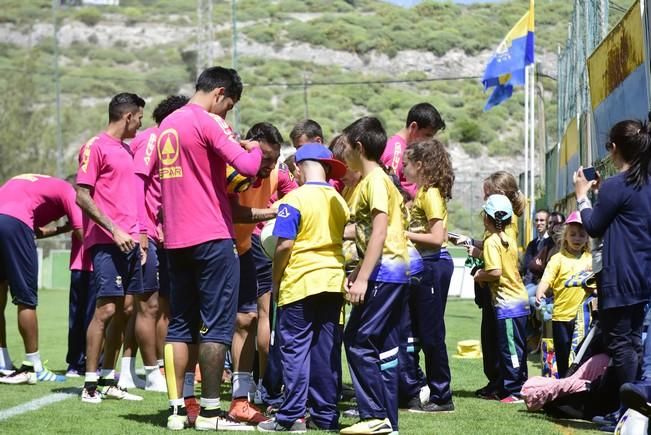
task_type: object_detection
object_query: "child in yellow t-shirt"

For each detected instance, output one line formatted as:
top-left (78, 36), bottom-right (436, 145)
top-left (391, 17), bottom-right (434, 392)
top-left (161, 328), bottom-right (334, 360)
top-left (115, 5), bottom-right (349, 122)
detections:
top-left (535, 211), bottom-right (591, 378)
top-left (261, 144), bottom-right (349, 432)
top-left (474, 194), bottom-right (529, 403)
top-left (340, 117), bottom-right (410, 435)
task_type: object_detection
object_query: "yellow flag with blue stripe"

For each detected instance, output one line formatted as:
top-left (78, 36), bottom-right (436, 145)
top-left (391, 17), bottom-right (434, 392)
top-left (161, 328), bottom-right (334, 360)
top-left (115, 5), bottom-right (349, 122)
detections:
top-left (482, 0), bottom-right (535, 110)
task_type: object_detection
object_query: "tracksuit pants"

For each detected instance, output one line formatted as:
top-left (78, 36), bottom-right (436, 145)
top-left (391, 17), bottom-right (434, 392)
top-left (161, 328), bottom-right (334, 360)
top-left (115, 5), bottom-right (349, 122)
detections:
top-left (276, 292), bottom-right (343, 430)
top-left (552, 319), bottom-right (575, 378)
top-left (479, 285), bottom-right (501, 392)
top-left (66, 270), bottom-right (97, 372)
top-left (345, 281), bottom-right (406, 431)
top-left (496, 315), bottom-right (528, 396)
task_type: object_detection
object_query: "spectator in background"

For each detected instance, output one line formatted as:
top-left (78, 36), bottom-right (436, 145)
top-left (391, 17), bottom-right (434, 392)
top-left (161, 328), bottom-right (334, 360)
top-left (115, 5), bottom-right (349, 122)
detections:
top-left (521, 209), bottom-right (549, 288)
top-left (526, 212), bottom-right (565, 284)
top-left (289, 119), bottom-right (323, 149)
top-left (381, 103), bottom-right (446, 199)
top-left (574, 117), bottom-right (651, 423)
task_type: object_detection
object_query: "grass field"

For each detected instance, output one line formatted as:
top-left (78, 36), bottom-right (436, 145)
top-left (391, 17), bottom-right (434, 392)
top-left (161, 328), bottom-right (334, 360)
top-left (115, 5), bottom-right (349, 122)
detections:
top-left (0, 289), bottom-right (601, 434)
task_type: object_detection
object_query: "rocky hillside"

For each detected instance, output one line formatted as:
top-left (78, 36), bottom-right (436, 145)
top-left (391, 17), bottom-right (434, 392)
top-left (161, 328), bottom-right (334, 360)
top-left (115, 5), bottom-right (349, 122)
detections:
top-left (0, 0), bottom-right (573, 234)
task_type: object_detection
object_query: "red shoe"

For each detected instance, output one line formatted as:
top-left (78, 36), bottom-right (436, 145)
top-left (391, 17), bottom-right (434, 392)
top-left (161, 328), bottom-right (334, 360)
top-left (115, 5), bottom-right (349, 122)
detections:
top-left (500, 395), bottom-right (524, 404)
top-left (228, 397), bottom-right (267, 424)
top-left (184, 396), bottom-right (200, 426)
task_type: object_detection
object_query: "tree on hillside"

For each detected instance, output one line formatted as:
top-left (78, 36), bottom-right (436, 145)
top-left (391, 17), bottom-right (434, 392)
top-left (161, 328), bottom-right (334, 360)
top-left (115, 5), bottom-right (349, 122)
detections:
top-left (0, 54), bottom-right (56, 183)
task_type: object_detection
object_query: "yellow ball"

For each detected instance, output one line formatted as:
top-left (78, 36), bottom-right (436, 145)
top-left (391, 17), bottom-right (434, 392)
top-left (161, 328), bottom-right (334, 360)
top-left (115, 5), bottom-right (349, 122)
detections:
top-left (226, 165), bottom-right (253, 193)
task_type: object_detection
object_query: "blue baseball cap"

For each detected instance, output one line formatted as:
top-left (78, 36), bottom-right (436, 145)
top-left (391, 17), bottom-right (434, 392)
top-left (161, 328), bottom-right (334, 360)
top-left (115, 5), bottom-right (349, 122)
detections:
top-left (483, 194), bottom-right (513, 221)
top-left (294, 143), bottom-right (347, 179)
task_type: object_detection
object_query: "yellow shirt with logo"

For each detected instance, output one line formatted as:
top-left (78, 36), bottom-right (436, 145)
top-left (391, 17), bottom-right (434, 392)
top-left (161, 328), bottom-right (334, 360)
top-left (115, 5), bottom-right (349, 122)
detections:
top-left (483, 232), bottom-right (529, 319)
top-left (541, 249), bottom-right (592, 322)
top-left (349, 167), bottom-right (410, 283)
top-left (409, 186), bottom-right (448, 254)
top-left (273, 182), bottom-right (350, 307)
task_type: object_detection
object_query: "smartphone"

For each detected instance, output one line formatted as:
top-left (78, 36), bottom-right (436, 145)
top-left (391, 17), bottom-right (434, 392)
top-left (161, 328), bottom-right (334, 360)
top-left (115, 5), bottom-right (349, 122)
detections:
top-left (448, 232), bottom-right (470, 246)
top-left (583, 166), bottom-right (597, 181)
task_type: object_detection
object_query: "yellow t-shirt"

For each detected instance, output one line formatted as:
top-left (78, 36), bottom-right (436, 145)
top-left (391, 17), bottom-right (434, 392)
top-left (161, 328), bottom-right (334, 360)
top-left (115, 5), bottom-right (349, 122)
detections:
top-left (342, 182), bottom-right (362, 271)
top-left (409, 186), bottom-right (448, 254)
top-left (541, 249), bottom-right (592, 321)
top-left (483, 232), bottom-right (529, 319)
top-left (349, 167), bottom-right (410, 283)
top-left (483, 221), bottom-right (518, 244)
top-left (273, 182), bottom-right (350, 307)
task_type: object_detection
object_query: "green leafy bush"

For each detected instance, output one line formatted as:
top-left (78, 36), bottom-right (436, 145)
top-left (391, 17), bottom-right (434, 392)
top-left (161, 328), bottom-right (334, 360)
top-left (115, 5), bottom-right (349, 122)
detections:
top-left (74, 7), bottom-right (102, 27)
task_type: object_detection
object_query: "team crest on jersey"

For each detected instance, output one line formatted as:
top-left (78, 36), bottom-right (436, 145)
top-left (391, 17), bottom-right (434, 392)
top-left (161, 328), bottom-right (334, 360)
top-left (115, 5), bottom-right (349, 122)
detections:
top-left (277, 207), bottom-right (290, 218)
top-left (115, 276), bottom-right (123, 288)
top-left (157, 129), bottom-right (183, 179)
top-left (199, 322), bottom-right (208, 336)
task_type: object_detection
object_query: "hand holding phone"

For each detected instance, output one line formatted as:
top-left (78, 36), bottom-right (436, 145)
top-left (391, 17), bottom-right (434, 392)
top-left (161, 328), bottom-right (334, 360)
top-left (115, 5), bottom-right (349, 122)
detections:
top-left (582, 166), bottom-right (597, 181)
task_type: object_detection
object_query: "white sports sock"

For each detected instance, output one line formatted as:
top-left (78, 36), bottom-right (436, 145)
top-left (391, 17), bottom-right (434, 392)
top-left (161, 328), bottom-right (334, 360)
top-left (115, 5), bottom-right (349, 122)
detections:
top-left (0, 347), bottom-right (11, 369)
top-left (145, 365), bottom-right (163, 383)
top-left (169, 398), bottom-right (184, 408)
top-left (85, 372), bottom-right (98, 383)
top-left (231, 372), bottom-right (251, 399)
top-left (120, 356), bottom-right (135, 376)
top-left (100, 369), bottom-right (115, 380)
top-left (183, 372), bottom-right (195, 398)
top-left (157, 359), bottom-right (164, 368)
top-left (200, 397), bottom-right (220, 410)
top-left (25, 351), bottom-right (43, 372)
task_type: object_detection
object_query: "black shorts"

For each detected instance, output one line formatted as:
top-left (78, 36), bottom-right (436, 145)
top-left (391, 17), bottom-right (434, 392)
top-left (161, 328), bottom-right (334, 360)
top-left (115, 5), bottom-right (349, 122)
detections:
top-left (91, 244), bottom-right (143, 298)
top-left (0, 214), bottom-right (38, 307)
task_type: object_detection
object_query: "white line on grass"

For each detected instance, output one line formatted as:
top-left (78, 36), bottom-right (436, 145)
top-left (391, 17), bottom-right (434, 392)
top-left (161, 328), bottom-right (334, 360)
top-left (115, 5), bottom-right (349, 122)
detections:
top-left (0, 392), bottom-right (76, 421)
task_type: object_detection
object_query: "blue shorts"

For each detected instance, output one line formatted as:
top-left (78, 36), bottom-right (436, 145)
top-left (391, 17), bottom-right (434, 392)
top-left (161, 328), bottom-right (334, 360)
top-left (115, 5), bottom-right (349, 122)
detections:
top-left (91, 244), bottom-right (143, 299)
top-left (0, 214), bottom-right (38, 307)
top-left (166, 239), bottom-right (239, 344)
top-left (238, 249), bottom-right (258, 314)
top-left (158, 247), bottom-right (171, 299)
top-left (251, 234), bottom-right (272, 297)
top-left (142, 237), bottom-right (160, 293)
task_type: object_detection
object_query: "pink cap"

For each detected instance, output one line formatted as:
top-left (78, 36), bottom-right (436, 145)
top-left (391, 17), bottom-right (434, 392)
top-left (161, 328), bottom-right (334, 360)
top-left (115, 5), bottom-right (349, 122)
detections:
top-left (565, 211), bottom-right (582, 225)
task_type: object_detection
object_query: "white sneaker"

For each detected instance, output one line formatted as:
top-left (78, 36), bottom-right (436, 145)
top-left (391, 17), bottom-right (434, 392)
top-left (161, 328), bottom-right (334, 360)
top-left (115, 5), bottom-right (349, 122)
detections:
top-left (0, 364), bottom-right (37, 385)
top-left (145, 377), bottom-right (167, 393)
top-left (101, 385), bottom-right (144, 401)
top-left (81, 387), bottom-right (102, 404)
top-left (419, 385), bottom-right (431, 405)
top-left (195, 410), bottom-right (255, 431)
top-left (117, 373), bottom-right (145, 390)
top-left (167, 405), bottom-right (188, 430)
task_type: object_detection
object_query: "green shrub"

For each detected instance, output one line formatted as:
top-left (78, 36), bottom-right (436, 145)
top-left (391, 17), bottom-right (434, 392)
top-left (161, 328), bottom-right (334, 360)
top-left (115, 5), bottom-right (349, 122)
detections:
top-left (454, 118), bottom-right (481, 143)
top-left (145, 66), bottom-right (189, 95)
top-left (461, 141), bottom-right (483, 158)
top-left (75, 7), bottom-right (102, 27)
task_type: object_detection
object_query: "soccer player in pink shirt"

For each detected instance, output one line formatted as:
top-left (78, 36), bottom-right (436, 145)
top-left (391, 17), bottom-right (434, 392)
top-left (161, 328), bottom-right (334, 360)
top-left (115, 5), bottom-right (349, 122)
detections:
top-left (76, 93), bottom-right (146, 404)
top-left (380, 103), bottom-right (446, 199)
top-left (158, 67), bottom-right (262, 431)
top-left (0, 174), bottom-right (83, 384)
top-left (116, 95), bottom-right (189, 394)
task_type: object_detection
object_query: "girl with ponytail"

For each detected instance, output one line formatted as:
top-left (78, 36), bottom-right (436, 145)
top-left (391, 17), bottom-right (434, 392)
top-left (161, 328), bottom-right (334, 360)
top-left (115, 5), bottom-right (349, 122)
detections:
top-left (574, 114), bottom-right (651, 413)
top-left (474, 194), bottom-right (529, 403)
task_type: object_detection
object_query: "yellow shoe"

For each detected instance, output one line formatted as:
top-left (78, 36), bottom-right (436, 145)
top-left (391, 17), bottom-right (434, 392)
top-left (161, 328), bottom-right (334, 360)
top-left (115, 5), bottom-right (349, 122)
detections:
top-left (340, 418), bottom-right (392, 434)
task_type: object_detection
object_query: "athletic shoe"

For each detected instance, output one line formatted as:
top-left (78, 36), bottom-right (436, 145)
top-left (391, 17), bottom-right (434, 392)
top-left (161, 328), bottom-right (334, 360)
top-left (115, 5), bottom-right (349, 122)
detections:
top-left (66, 368), bottom-right (82, 378)
top-left (592, 411), bottom-right (620, 426)
top-left (0, 363), bottom-right (37, 385)
top-left (305, 416), bottom-right (338, 433)
top-left (475, 386), bottom-right (500, 400)
top-left (81, 386), bottom-right (102, 404)
top-left (409, 400), bottom-right (455, 413)
top-left (400, 396), bottom-right (421, 410)
top-left (499, 395), bottom-right (524, 404)
top-left (195, 408), bottom-right (255, 431)
top-left (342, 408), bottom-right (360, 418)
top-left (145, 377), bottom-right (167, 393)
top-left (621, 382), bottom-right (651, 417)
top-left (185, 396), bottom-right (200, 426)
top-left (37, 366), bottom-right (66, 382)
top-left (419, 385), bottom-right (430, 405)
top-left (257, 417), bottom-right (307, 432)
top-left (229, 398), bottom-right (268, 424)
top-left (117, 374), bottom-right (145, 390)
top-left (0, 366), bottom-right (16, 376)
top-left (101, 385), bottom-right (144, 401)
top-left (167, 405), bottom-right (188, 431)
top-left (340, 418), bottom-right (392, 435)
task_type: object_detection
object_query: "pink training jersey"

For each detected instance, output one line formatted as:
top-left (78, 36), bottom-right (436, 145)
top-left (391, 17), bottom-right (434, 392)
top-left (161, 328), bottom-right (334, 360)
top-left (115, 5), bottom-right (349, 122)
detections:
top-left (76, 132), bottom-right (140, 249)
top-left (157, 103), bottom-right (262, 249)
top-left (70, 234), bottom-right (92, 271)
top-left (132, 126), bottom-right (162, 243)
top-left (380, 134), bottom-right (417, 199)
top-left (0, 174), bottom-right (83, 231)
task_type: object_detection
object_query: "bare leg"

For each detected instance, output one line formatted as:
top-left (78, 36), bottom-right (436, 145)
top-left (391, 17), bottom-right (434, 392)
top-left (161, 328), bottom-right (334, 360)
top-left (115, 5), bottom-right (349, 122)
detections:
top-left (156, 295), bottom-right (170, 362)
top-left (103, 297), bottom-right (127, 370)
top-left (120, 295), bottom-right (137, 360)
top-left (17, 305), bottom-right (38, 354)
top-left (256, 292), bottom-right (271, 379)
top-left (136, 291), bottom-right (159, 366)
top-left (0, 281), bottom-right (8, 348)
top-left (86, 297), bottom-right (118, 374)
top-left (199, 342), bottom-right (227, 399)
top-left (231, 312), bottom-right (258, 377)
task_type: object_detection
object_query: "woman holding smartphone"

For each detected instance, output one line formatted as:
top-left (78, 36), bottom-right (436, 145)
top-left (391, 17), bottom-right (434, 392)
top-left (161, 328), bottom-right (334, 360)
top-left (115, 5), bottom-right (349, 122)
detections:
top-left (574, 116), bottom-right (651, 418)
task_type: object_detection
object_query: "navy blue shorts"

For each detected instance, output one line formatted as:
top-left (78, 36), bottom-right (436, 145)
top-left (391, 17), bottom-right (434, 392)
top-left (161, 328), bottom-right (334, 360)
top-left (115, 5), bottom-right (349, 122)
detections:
top-left (91, 244), bottom-right (143, 299)
top-left (142, 237), bottom-right (160, 293)
top-left (251, 234), bottom-right (272, 297)
top-left (158, 247), bottom-right (171, 299)
top-left (0, 214), bottom-right (38, 307)
top-left (166, 239), bottom-right (239, 344)
top-left (238, 249), bottom-right (258, 314)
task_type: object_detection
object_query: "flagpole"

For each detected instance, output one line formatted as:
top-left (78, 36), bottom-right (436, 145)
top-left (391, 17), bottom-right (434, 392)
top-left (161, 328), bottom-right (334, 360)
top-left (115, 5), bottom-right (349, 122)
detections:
top-left (524, 64), bottom-right (530, 210)
top-left (529, 64), bottom-right (536, 238)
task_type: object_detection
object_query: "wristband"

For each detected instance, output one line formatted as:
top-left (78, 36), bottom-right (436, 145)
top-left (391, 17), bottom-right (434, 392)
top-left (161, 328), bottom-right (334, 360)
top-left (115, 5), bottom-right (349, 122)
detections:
top-left (577, 197), bottom-right (592, 211)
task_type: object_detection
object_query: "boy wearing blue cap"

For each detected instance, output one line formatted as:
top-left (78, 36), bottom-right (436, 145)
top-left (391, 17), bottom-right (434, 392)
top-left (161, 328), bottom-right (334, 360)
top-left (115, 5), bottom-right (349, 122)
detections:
top-left (258, 144), bottom-right (349, 432)
top-left (473, 194), bottom-right (529, 403)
